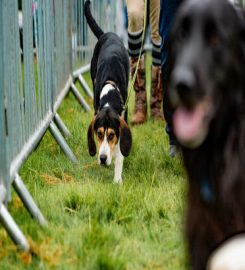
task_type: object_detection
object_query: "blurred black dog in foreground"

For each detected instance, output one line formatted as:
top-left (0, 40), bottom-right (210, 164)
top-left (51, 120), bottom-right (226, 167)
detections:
top-left (168, 0), bottom-right (245, 269)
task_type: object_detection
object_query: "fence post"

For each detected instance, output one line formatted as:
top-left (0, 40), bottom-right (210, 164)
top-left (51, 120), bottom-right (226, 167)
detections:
top-left (0, 0), bottom-right (29, 251)
top-left (49, 121), bottom-right (79, 164)
top-left (0, 204), bottom-right (29, 251)
top-left (0, 0), bottom-right (8, 205)
top-left (72, 64), bottom-right (93, 99)
top-left (70, 82), bottom-right (91, 112)
top-left (13, 174), bottom-right (47, 226)
top-left (54, 113), bottom-right (71, 138)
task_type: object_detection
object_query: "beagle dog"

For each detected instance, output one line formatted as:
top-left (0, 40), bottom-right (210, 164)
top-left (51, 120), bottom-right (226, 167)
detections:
top-left (85, 0), bottom-right (132, 183)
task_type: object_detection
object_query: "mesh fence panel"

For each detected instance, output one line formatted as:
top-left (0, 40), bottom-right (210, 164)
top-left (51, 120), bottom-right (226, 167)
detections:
top-left (72, 0), bottom-right (117, 71)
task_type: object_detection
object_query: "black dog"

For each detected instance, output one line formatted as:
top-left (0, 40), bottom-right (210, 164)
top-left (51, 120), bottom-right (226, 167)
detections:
top-left (84, 0), bottom-right (132, 183)
top-left (168, 0), bottom-right (245, 269)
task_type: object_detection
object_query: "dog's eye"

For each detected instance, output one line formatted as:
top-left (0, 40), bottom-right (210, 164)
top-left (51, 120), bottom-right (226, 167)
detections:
top-left (204, 20), bottom-right (219, 47)
top-left (97, 131), bottom-right (103, 139)
top-left (178, 17), bottom-right (190, 41)
top-left (108, 133), bottom-right (115, 141)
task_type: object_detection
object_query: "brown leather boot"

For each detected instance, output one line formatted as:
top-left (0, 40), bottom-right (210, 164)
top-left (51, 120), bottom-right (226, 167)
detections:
top-left (130, 57), bottom-right (147, 125)
top-left (150, 65), bottom-right (164, 120)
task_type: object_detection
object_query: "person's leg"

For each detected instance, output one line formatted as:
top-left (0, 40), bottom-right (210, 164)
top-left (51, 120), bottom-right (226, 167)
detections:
top-left (149, 0), bottom-right (163, 120)
top-left (126, 0), bottom-right (145, 31)
top-left (126, 0), bottom-right (147, 125)
top-left (162, 59), bottom-right (177, 156)
top-left (160, 0), bottom-right (183, 156)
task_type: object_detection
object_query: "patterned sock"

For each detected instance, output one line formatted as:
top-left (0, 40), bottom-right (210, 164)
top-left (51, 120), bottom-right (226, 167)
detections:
top-left (128, 29), bottom-right (145, 58)
top-left (152, 40), bottom-right (161, 66)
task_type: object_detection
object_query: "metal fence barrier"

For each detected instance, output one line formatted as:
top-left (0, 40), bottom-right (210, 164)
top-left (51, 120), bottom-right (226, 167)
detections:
top-left (0, 0), bottom-right (118, 250)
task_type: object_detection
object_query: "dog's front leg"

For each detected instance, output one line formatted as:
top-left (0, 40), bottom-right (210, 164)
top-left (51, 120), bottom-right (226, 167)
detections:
top-left (114, 145), bottom-right (124, 184)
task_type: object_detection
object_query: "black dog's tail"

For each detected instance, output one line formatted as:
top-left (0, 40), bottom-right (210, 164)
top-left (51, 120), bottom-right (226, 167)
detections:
top-left (84, 0), bottom-right (104, 39)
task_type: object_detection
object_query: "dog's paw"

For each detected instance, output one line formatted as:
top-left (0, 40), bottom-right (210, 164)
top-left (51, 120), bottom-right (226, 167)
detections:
top-left (113, 177), bottom-right (122, 184)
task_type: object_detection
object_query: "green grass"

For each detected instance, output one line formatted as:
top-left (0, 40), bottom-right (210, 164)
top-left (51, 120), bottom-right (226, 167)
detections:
top-left (0, 55), bottom-right (189, 269)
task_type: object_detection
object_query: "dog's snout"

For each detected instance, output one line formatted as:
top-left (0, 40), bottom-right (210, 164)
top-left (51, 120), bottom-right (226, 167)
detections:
top-left (100, 154), bottom-right (107, 164)
top-left (172, 68), bottom-right (196, 103)
top-left (176, 81), bottom-right (192, 99)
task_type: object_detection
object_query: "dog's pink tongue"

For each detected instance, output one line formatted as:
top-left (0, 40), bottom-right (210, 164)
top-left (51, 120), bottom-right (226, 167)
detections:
top-left (173, 104), bottom-right (204, 143)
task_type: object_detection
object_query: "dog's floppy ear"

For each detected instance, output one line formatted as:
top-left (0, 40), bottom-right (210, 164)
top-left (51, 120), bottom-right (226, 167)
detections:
top-left (119, 117), bottom-right (132, 157)
top-left (87, 117), bottom-right (96, 156)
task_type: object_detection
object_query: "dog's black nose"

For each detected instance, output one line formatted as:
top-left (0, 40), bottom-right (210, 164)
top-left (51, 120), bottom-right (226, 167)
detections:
top-left (100, 154), bottom-right (107, 164)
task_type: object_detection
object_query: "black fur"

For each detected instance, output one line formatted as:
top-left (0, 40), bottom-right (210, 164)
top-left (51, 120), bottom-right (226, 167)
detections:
top-left (84, 0), bottom-right (131, 157)
top-left (94, 108), bottom-right (121, 139)
top-left (169, 0), bottom-right (245, 269)
top-left (84, 1), bottom-right (129, 114)
top-left (90, 32), bottom-right (129, 115)
top-left (87, 119), bottom-right (96, 156)
top-left (84, 0), bottom-right (104, 39)
top-left (84, 0), bottom-right (129, 113)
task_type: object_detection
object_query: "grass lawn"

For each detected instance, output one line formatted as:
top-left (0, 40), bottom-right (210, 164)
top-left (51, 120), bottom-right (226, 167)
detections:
top-left (0, 55), bottom-right (189, 269)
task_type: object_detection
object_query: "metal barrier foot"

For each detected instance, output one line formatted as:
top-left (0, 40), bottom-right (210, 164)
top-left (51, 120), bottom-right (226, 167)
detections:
top-left (78, 74), bottom-right (93, 99)
top-left (70, 82), bottom-right (91, 112)
top-left (54, 113), bottom-right (71, 138)
top-left (0, 203), bottom-right (29, 251)
top-left (13, 174), bottom-right (47, 226)
top-left (49, 121), bottom-right (78, 163)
